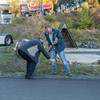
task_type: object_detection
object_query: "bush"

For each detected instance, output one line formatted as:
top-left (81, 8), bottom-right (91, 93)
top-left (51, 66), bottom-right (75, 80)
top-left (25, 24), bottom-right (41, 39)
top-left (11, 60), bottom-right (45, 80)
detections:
top-left (44, 15), bottom-right (56, 22)
top-left (65, 18), bottom-right (74, 29)
top-left (90, 8), bottom-right (96, 16)
top-left (17, 16), bottom-right (26, 24)
top-left (70, 29), bottom-right (100, 43)
top-left (77, 7), bottom-right (95, 29)
top-left (96, 24), bottom-right (100, 29)
top-left (52, 21), bottom-right (60, 29)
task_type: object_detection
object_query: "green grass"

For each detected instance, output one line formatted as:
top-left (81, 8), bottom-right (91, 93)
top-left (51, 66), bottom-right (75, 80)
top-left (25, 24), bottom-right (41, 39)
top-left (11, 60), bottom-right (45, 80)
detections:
top-left (86, 76), bottom-right (96, 79)
top-left (70, 64), bottom-right (100, 76)
top-left (0, 45), bottom-right (100, 77)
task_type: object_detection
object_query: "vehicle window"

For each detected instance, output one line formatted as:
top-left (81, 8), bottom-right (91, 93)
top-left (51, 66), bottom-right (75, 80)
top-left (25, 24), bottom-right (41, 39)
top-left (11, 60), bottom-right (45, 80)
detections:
top-left (2, 10), bottom-right (12, 14)
top-left (21, 5), bottom-right (26, 9)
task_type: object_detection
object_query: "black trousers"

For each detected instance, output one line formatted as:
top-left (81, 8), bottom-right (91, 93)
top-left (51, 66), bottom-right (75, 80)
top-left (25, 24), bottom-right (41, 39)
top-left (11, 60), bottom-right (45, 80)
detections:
top-left (18, 50), bottom-right (36, 76)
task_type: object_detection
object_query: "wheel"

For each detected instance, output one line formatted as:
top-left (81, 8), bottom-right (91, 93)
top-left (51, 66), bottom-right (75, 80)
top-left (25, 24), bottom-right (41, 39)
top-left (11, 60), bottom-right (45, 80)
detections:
top-left (5, 36), bottom-right (12, 46)
top-left (25, 13), bottom-right (29, 17)
top-left (44, 10), bottom-right (49, 15)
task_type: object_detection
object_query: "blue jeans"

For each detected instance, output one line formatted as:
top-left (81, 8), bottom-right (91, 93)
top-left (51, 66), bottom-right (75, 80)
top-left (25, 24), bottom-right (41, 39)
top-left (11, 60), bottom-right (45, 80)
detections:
top-left (51, 49), bottom-right (71, 74)
top-left (18, 50), bottom-right (36, 76)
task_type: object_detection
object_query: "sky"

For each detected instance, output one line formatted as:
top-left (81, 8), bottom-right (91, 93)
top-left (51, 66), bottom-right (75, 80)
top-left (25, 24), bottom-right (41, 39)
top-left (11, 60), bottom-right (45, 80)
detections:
top-left (0, 0), bottom-right (7, 4)
top-left (0, 0), bottom-right (26, 4)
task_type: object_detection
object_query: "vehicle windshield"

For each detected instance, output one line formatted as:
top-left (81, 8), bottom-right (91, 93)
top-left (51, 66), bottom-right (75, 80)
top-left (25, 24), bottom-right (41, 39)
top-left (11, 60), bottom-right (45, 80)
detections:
top-left (2, 10), bottom-right (12, 14)
top-left (21, 5), bottom-right (27, 9)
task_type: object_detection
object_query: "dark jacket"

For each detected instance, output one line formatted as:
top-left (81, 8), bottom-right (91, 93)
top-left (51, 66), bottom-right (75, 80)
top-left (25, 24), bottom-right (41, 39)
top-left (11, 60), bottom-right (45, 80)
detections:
top-left (45, 28), bottom-right (65, 53)
top-left (18, 39), bottom-right (50, 63)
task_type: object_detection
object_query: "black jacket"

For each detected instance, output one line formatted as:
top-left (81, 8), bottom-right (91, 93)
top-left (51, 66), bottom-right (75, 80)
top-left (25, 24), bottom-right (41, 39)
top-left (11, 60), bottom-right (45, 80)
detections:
top-left (18, 39), bottom-right (50, 63)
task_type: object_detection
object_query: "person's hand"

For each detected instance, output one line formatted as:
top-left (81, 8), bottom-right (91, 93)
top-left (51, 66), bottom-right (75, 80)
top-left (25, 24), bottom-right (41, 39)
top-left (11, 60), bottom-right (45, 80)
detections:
top-left (49, 59), bottom-right (55, 62)
top-left (50, 45), bottom-right (53, 48)
top-left (53, 40), bottom-right (58, 45)
top-left (53, 41), bottom-right (56, 45)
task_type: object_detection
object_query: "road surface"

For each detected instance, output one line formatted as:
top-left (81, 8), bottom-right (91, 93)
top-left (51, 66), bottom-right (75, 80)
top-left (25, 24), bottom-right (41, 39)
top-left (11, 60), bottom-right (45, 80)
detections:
top-left (0, 78), bottom-right (100, 100)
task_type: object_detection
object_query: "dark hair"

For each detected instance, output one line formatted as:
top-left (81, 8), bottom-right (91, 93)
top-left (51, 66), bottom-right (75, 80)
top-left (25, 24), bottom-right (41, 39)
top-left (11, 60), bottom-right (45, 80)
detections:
top-left (45, 25), bottom-right (52, 29)
top-left (38, 37), bottom-right (44, 40)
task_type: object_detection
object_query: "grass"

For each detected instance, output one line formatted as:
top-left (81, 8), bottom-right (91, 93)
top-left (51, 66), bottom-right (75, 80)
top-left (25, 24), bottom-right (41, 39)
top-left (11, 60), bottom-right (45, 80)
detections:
top-left (37, 55), bottom-right (100, 76)
top-left (70, 29), bottom-right (100, 43)
top-left (86, 76), bottom-right (96, 79)
top-left (70, 64), bottom-right (100, 76)
top-left (0, 44), bottom-right (100, 78)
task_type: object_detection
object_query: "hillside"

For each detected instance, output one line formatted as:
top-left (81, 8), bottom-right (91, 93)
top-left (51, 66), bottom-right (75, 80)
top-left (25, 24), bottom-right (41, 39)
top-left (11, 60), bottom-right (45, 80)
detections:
top-left (0, 15), bottom-right (49, 40)
top-left (0, 8), bottom-right (100, 43)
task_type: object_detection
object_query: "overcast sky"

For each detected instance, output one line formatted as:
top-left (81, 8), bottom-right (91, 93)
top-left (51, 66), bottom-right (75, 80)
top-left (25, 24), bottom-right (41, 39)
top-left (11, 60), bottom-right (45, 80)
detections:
top-left (0, 0), bottom-right (7, 4)
top-left (0, 0), bottom-right (26, 4)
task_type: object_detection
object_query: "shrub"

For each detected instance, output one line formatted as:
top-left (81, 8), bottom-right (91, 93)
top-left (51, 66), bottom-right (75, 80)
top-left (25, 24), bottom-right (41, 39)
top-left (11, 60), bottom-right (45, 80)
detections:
top-left (96, 24), bottom-right (100, 29)
top-left (17, 16), bottom-right (26, 24)
top-left (52, 21), bottom-right (60, 29)
top-left (70, 29), bottom-right (100, 43)
top-left (44, 15), bottom-right (56, 22)
top-left (13, 9), bottom-right (19, 17)
top-left (90, 8), bottom-right (96, 16)
top-left (65, 18), bottom-right (74, 29)
top-left (77, 7), bottom-right (95, 29)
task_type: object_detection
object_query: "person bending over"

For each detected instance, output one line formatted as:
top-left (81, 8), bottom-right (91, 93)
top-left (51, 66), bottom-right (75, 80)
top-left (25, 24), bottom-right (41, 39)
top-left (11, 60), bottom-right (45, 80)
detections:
top-left (18, 37), bottom-right (55, 79)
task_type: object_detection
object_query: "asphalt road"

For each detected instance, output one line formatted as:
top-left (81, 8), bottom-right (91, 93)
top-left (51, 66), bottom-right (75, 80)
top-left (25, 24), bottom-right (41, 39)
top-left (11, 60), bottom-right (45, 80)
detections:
top-left (0, 78), bottom-right (100, 100)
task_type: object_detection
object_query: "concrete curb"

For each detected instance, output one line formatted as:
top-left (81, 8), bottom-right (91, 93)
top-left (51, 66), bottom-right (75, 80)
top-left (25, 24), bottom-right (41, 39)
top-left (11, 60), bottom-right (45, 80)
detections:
top-left (1, 75), bottom-right (100, 80)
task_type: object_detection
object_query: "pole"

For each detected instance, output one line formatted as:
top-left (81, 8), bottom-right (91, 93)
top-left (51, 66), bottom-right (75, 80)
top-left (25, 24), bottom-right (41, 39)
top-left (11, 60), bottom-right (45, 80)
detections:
top-left (41, 1), bottom-right (43, 15)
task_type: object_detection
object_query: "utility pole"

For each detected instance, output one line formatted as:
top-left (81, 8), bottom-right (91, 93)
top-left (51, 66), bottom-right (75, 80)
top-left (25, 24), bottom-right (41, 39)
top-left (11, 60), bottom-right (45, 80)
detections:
top-left (41, 0), bottom-right (43, 15)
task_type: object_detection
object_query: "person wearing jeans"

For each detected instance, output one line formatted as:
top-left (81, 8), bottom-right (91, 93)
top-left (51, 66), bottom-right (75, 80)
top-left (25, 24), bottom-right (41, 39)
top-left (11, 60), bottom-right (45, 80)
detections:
top-left (45, 25), bottom-right (72, 77)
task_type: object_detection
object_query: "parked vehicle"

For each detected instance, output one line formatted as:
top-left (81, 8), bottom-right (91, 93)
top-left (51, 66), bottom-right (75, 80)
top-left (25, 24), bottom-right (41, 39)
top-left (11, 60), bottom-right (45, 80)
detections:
top-left (0, 4), bottom-right (12, 24)
top-left (20, 3), bottom-right (52, 17)
top-left (0, 33), bottom-right (13, 46)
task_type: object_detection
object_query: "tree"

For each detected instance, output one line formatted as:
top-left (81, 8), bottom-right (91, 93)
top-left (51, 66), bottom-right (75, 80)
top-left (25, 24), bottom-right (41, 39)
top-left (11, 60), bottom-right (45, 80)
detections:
top-left (7, 0), bottom-right (21, 17)
top-left (99, 0), bottom-right (100, 4)
top-left (77, 7), bottom-right (95, 29)
top-left (25, 0), bottom-right (32, 5)
top-left (94, 0), bottom-right (99, 7)
top-left (54, 0), bottom-right (87, 12)
top-left (87, 0), bottom-right (99, 7)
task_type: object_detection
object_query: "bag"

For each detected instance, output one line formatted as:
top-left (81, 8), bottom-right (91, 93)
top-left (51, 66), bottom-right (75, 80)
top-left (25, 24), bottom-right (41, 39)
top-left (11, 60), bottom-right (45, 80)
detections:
top-left (13, 39), bottom-right (29, 55)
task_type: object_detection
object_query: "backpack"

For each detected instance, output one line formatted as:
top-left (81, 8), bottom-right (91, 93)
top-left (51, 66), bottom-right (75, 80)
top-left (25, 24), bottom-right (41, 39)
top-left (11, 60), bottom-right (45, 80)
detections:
top-left (14, 39), bottom-right (29, 55)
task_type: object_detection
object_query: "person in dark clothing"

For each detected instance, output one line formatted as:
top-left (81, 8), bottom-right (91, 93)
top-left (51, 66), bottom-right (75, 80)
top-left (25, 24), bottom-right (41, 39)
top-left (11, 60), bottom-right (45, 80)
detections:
top-left (18, 38), bottom-right (55, 79)
top-left (44, 25), bottom-right (72, 77)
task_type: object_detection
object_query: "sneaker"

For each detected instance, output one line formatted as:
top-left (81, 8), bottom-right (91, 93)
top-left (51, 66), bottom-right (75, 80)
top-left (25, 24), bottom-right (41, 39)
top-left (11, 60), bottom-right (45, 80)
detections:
top-left (49, 72), bottom-right (57, 75)
top-left (67, 73), bottom-right (72, 77)
top-left (25, 76), bottom-right (34, 79)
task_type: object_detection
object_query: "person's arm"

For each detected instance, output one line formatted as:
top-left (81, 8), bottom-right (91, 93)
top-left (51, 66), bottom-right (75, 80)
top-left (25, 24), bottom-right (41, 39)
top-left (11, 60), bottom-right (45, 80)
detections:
top-left (38, 42), bottom-right (55, 62)
top-left (54, 30), bottom-right (63, 44)
top-left (44, 32), bottom-right (52, 47)
top-left (49, 59), bottom-right (55, 62)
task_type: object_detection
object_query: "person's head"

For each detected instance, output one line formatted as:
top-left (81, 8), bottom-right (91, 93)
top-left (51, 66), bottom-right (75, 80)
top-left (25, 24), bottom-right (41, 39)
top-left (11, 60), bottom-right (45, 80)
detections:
top-left (39, 37), bottom-right (44, 43)
top-left (45, 25), bottom-right (52, 34)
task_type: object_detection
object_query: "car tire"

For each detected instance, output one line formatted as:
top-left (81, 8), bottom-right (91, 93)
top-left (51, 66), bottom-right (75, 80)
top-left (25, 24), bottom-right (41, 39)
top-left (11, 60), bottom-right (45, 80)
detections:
top-left (44, 10), bottom-right (49, 15)
top-left (5, 35), bottom-right (12, 46)
top-left (25, 13), bottom-right (29, 17)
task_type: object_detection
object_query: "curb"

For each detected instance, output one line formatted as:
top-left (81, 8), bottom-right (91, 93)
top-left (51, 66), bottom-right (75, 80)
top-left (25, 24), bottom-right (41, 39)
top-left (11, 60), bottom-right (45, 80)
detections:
top-left (1, 75), bottom-right (100, 80)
